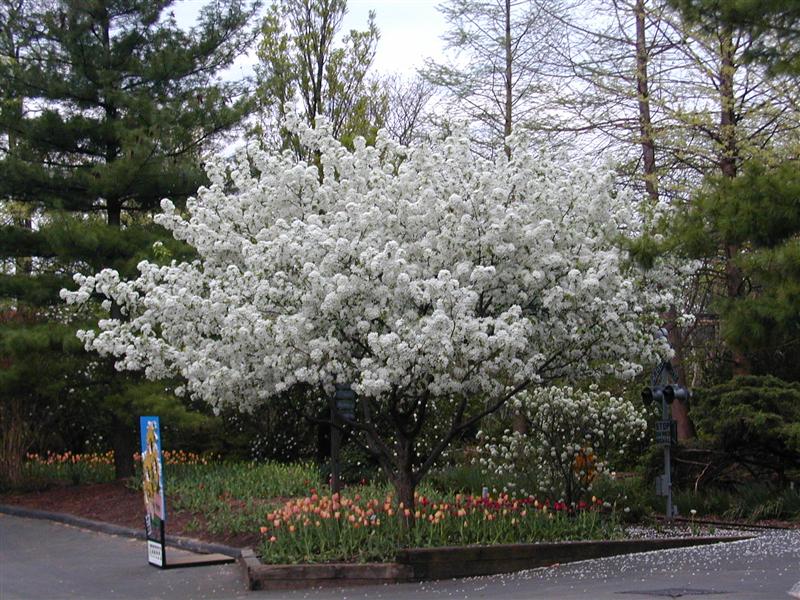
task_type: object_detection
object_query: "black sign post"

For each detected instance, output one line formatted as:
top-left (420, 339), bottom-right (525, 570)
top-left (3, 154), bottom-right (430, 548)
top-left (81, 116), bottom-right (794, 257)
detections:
top-left (641, 353), bottom-right (690, 521)
top-left (330, 384), bottom-right (356, 494)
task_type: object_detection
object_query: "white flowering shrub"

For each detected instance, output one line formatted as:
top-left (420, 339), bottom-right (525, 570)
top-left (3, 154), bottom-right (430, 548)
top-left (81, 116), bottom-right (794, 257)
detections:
top-left (477, 386), bottom-right (648, 505)
top-left (62, 112), bottom-right (683, 508)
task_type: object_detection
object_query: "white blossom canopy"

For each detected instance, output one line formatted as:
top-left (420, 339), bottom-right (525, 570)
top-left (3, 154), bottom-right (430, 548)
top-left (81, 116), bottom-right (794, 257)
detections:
top-left (64, 115), bottom-right (676, 429)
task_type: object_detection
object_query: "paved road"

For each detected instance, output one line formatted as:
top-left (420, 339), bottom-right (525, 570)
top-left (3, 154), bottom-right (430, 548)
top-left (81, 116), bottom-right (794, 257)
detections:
top-left (1, 513), bottom-right (798, 599)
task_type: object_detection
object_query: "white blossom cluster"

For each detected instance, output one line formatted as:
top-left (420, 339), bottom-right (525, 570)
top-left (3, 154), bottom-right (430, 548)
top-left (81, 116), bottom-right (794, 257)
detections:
top-left (477, 385), bottom-right (648, 503)
top-left (62, 114), bottom-right (679, 423)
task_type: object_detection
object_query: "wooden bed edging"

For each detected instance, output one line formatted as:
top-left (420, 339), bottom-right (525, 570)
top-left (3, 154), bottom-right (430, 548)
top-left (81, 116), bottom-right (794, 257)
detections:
top-left (239, 549), bottom-right (414, 590)
top-left (241, 535), bottom-right (753, 590)
top-left (395, 535), bottom-right (752, 580)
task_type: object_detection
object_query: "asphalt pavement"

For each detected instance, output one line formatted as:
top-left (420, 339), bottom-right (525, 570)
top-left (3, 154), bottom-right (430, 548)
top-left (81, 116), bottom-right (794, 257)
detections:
top-left (1, 513), bottom-right (798, 600)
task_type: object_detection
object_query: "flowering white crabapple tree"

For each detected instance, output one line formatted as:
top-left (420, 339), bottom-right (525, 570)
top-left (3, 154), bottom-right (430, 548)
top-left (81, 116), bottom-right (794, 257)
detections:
top-left (477, 385), bottom-right (648, 505)
top-left (63, 113), bottom-right (678, 511)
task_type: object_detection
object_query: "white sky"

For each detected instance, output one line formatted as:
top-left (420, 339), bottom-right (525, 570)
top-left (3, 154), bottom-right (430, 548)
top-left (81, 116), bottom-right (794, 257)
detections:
top-left (172, 0), bottom-right (447, 77)
top-left (344, 0), bottom-right (446, 74)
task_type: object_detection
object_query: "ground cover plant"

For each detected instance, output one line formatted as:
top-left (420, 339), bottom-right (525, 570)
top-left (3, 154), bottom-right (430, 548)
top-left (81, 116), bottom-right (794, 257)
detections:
top-left (165, 461), bottom-right (319, 537)
top-left (15, 452), bottom-right (319, 538)
top-left (665, 484), bottom-right (800, 523)
top-left (21, 449), bottom-right (212, 485)
top-left (13, 450), bottom-right (628, 559)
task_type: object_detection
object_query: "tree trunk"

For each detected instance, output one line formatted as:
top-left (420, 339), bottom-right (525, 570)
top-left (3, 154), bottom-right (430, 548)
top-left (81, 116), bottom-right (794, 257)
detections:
top-left (635, 0), bottom-right (694, 438)
top-left (503, 0), bottom-right (513, 159)
top-left (666, 307), bottom-right (696, 439)
top-left (0, 396), bottom-right (31, 487)
top-left (395, 473), bottom-right (416, 520)
top-left (112, 415), bottom-right (136, 479)
top-left (718, 26), bottom-right (750, 376)
top-left (634, 0), bottom-right (658, 202)
top-left (107, 199), bottom-right (122, 228)
top-left (393, 439), bottom-right (416, 529)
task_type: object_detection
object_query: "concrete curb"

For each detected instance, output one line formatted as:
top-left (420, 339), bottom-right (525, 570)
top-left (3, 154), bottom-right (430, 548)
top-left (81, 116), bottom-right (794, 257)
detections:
top-left (0, 504), bottom-right (243, 558)
top-left (243, 534), bottom-right (754, 591)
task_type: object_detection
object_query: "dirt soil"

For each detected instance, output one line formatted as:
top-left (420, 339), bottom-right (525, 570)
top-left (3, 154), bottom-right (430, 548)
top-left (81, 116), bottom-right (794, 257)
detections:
top-left (0, 481), bottom-right (261, 549)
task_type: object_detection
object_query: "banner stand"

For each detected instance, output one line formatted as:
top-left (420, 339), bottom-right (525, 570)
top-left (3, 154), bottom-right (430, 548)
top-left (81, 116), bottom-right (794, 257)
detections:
top-left (140, 416), bottom-right (234, 569)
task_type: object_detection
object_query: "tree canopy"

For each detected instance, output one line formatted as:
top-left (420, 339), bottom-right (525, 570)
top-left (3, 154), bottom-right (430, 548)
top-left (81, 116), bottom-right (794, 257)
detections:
top-left (64, 114), bottom-right (686, 506)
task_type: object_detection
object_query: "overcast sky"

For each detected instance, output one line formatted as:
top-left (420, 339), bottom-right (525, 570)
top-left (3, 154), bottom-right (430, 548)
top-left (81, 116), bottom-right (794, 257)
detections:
top-left (172, 0), bottom-right (447, 77)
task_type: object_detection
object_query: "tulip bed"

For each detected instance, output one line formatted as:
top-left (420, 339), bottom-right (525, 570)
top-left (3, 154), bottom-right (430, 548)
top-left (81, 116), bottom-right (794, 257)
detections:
top-left (22, 451), bottom-right (117, 485)
top-left (22, 450), bottom-right (212, 486)
top-left (257, 490), bottom-right (623, 563)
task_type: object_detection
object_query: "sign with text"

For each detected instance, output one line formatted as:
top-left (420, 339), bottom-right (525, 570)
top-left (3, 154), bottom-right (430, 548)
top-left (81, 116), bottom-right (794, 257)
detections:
top-left (655, 419), bottom-right (677, 446)
top-left (140, 416), bottom-right (166, 567)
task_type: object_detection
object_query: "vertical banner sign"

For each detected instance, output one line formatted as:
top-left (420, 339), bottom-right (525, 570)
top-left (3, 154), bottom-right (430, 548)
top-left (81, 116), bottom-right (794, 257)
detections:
top-left (140, 416), bottom-right (166, 567)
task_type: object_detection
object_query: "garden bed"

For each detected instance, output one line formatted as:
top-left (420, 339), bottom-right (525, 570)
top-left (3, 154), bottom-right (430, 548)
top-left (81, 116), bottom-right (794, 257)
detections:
top-left (0, 469), bottom-right (763, 591)
top-left (0, 480), bottom-right (262, 549)
top-left (0, 455), bottom-right (781, 590)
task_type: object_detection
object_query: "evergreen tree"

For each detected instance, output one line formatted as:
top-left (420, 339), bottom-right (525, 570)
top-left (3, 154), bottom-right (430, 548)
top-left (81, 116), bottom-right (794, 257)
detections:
top-left (0, 0), bottom-right (258, 480)
top-left (678, 161), bottom-right (800, 380)
top-left (665, 0), bottom-right (800, 381)
top-left (671, 0), bottom-right (800, 75)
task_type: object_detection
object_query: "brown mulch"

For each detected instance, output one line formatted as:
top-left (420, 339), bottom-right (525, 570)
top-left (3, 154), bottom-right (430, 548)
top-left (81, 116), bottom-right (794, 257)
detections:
top-left (0, 481), bottom-right (261, 549)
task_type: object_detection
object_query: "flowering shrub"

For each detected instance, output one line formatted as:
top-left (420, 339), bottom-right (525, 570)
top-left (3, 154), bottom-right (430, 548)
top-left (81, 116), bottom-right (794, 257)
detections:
top-left (477, 386), bottom-right (647, 504)
top-left (257, 489), bottom-right (620, 563)
top-left (63, 112), bottom-right (687, 508)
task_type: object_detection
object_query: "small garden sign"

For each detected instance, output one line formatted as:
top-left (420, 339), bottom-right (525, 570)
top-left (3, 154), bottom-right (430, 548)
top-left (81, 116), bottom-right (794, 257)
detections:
top-left (140, 416), bottom-right (167, 566)
top-left (139, 416), bottom-right (234, 569)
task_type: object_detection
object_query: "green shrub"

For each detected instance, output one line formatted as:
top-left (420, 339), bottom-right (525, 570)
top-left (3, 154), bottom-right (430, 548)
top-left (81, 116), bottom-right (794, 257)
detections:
top-left (692, 375), bottom-right (800, 483)
top-left (669, 482), bottom-right (800, 522)
top-left (590, 474), bottom-right (653, 522)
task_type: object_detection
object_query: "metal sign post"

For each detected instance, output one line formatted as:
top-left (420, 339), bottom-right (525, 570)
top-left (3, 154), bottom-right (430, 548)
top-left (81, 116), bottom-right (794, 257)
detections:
top-left (330, 384), bottom-right (356, 495)
top-left (642, 353), bottom-right (688, 521)
top-left (660, 398), bottom-right (674, 521)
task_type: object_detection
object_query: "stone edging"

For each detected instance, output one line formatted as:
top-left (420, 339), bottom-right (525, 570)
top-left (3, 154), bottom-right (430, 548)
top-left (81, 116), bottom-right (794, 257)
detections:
top-left (0, 503), bottom-right (243, 558)
top-left (243, 534), bottom-right (754, 591)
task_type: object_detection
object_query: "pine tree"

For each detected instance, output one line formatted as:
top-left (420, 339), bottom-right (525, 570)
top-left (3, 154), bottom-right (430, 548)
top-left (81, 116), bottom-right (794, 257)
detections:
top-left (0, 0), bottom-right (258, 480)
top-left (667, 0), bottom-right (800, 381)
top-left (671, 0), bottom-right (800, 76)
